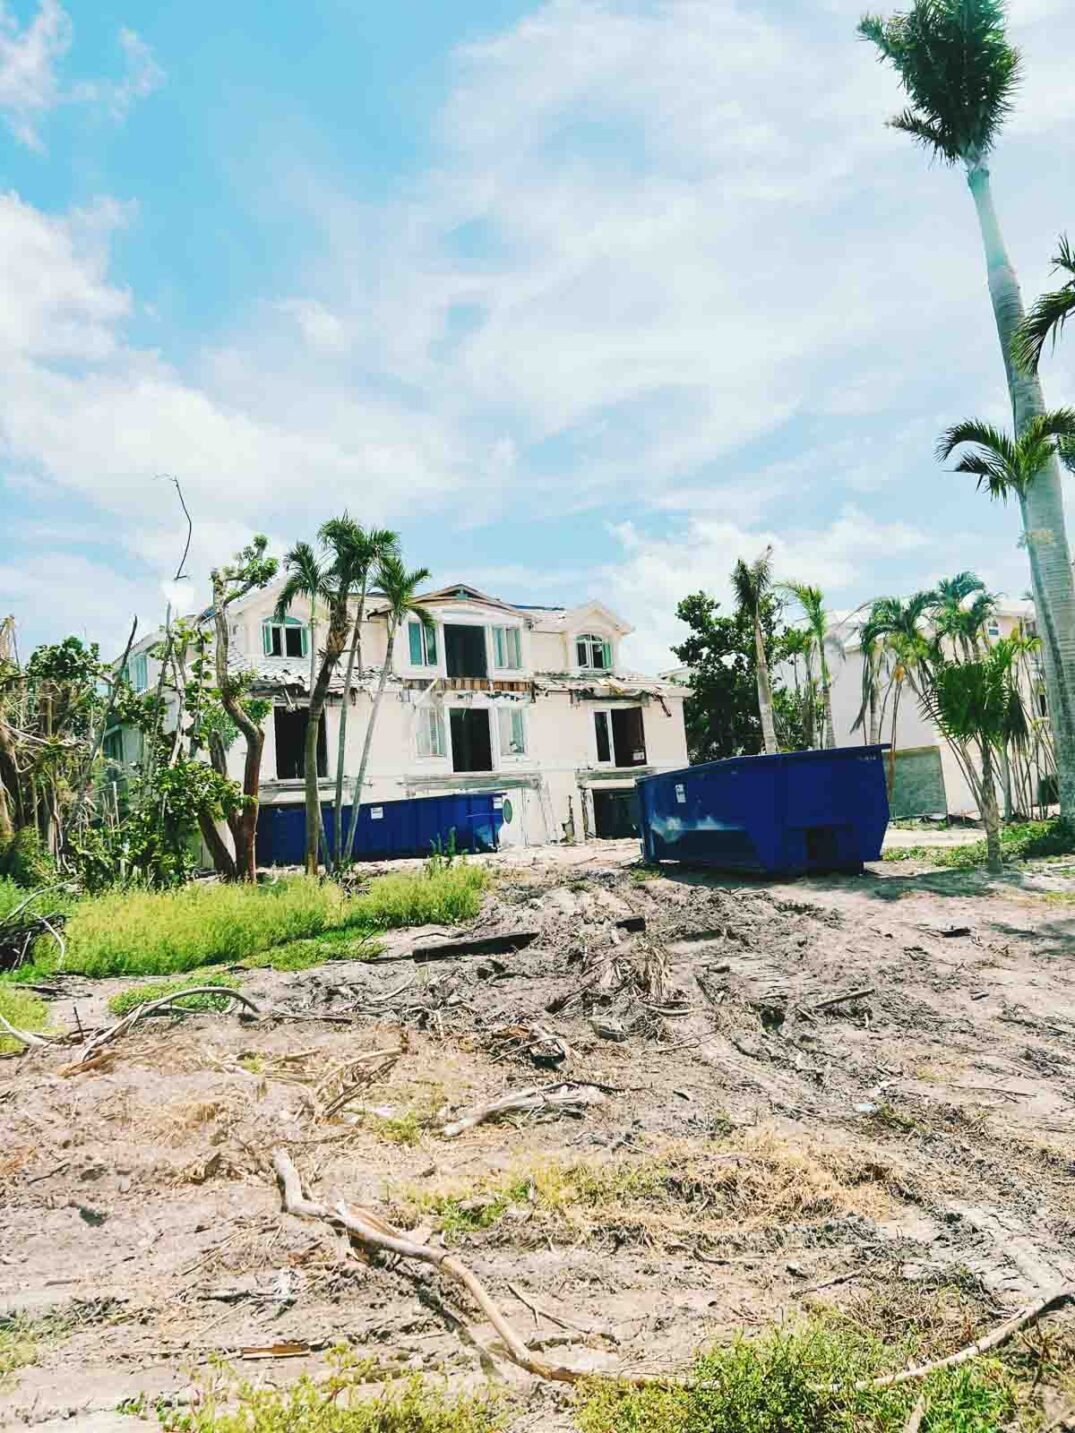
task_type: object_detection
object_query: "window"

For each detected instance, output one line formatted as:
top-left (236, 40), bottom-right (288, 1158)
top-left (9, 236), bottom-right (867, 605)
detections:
top-left (408, 620), bottom-right (438, 667)
top-left (576, 633), bottom-right (612, 670)
top-left (594, 710), bottom-right (611, 764)
top-left (102, 729), bottom-right (123, 762)
top-left (263, 618), bottom-right (308, 659)
top-left (986, 620), bottom-right (1001, 639)
top-left (497, 705), bottom-right (527, 757)
top-left (444, 624), bottom-right (486, 677)
top-left (273, 707), bottom-right (327, 780)
top-left (417, 705), bottom-right (447, 758)
top-left (493, 626), bottom-right (522, 670)
top-left (127, 653), bottom-right (148, 691)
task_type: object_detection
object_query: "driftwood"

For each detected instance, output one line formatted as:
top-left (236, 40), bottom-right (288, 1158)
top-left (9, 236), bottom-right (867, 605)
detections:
top-left (376, 931), bottom-right (540, 965)
top-left (868, 1285), bottom-right (1075, 1391)
top-left (809, 987), bottom-right (875, 1015)
top-left (440, 1081), bottom-right (607, 1138)
top-left (79, 986), bottom-right (261, 1063)
top-left (0, 1010), bottom-right (50, 1048)
top-left (273, 1148), bottom-right (626, 1386)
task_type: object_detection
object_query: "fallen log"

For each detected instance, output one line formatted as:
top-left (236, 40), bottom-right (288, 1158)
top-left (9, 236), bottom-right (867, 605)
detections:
top-left (0, 1010), bottom-right (50, 1049)
top-left (440, 1081), bottom-right (607, 1138)
top-left (376, 931), bottom-right (540, 965)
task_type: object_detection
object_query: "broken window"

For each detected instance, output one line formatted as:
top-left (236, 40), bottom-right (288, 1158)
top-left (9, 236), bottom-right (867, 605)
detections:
top-left (594, 710), bottom-right (611, 764)
top-left (274, 707), bottom-right (327, 780)
top-left (408, 620), bottom-right (438, 667)
top-left (445, 624), bottom-right (488, 678)
top-left (263, 618), bottom-right (308, 660)
top-left (416, 705), bottom-right (447, 758)
top-left (576, 633), bottom-right (612, 670)
top-left (492, 626), bottom-right (522, 670)
top-left (450, 708), bottom-right (493, 772)
top-left (497, 705), bottom-right (526, 756)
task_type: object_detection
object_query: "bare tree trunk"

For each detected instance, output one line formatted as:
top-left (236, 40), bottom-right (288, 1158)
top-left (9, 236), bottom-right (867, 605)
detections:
top-left (212, 583), bottom-right (265, 882)
top-left (303, 603), bottom-right (349, 876)
top-left (198, 811), bottom-right (237, 878)
top-left (980, 743), bottom-right (1003, 874)
top-left (754, 614), bottom-right (778, 755)
top-left (820, 649), bottom-right (836, 750)
top-left (344, 623), bottom-right (397, 863)
top-left (332, 592), bottom-right (366, 871)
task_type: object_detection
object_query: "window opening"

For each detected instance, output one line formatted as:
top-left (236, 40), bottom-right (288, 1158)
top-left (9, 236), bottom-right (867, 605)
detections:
top-left (264, 619), bottom-right (308, 659)
top-left (445, 624), bottom-right (488, 678)
top-left (611, 708), bottom-right (647, 766)
top-left (274, 707), bottom-right (327, 780)
top-left (417, 706), bottom-right (447, 757)
top-left (594, 710), bottom-right (611, 764)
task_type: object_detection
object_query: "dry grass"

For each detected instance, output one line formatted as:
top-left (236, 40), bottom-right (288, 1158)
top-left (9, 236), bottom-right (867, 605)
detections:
top-left (396, 1129), bottom-right (897, 1244)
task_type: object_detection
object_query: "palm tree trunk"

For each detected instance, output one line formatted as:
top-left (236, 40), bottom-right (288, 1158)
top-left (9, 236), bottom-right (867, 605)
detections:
top-left (980, 742), bottom-right (1002, 874)
top-left (344, 622), bottom-right (397, 862)
top-left (968, 163), bottom-right (1075, 818)
top-left (887, 683), bottom-right (901, 801)
top-left (867, 659), bottom-right (881, 747)
top-left (332, 593), bottom-right (365, 871)
top-left (819, 650), bottom-right (836, 750)
top-left (753, 614), bottom-right (778, 755)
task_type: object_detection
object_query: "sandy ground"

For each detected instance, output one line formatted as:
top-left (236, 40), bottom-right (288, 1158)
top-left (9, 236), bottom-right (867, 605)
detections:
top-left (4, 840), bottom-right (1075, 1428)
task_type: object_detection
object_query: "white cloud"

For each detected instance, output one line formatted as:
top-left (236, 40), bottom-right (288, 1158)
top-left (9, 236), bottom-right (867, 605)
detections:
top-left (0, 3), bottom-right (162, 148)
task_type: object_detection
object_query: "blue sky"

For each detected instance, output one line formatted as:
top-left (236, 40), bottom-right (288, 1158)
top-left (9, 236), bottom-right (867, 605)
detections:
top-left (2, 0), bottom-right (1075, 669)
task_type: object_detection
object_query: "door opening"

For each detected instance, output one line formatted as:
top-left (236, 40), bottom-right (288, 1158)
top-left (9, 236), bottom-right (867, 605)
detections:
top-left (611, 707), bottom-right (647, 766)
top-left (274, 707), bottom-right (327, 781)
top-left (445, 625), bottom-right (488, 678)
top-left (592, 787), bottom-right (640, 838)
top-left (450, 708), bottom-right (493, 772)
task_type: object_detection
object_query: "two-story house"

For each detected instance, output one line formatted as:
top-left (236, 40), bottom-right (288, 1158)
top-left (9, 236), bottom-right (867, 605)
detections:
top-left (111, 580), bottom-right (689, 855)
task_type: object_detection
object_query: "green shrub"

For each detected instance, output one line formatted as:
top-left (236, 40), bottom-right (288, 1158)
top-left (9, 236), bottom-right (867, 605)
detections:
top-left (0, 828), bottom-right (57, 887)
top-left (883, 819), bottom-right (1075, 869)
top-left (239, 926), bottom-right (383, 972)
top-left (575, 1321), bottom-right (1017, 1432)
top-left (0, 985), bottom-right (49, 1054)
top-left (354, 862), bottom-right (487, 929)
top-left (107, 972), bottom-right (242, 1017)
top-left (162, 1352), bottom-right (504, 1432)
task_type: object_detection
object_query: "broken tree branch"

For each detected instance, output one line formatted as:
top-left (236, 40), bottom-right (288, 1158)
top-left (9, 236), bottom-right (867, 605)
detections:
top-left (79, 986), bottom-right (261, 1062)
top-left (0, 1010), bottom-right (50, 1048)
top-left (868, 1285), bottom-right (1075, 1391)
top-left (808, 987), bottom-right (875, 1015)
top-left (272, 1149), bottom-right (643, 1387)
top-left (440, 1081), bottom-right (607, 1138)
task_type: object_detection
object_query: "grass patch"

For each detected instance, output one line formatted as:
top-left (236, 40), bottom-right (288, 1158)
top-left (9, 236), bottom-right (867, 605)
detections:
top-left (22, 860), bottom-right (486, 980)
top-left (162, 1351), bottom-right (505, 1432)
top-left (575, 1318), bottom-right (1017, 1432)
top-left (399, 1131), bottom-right (894, 1244)
top-left (0, 984), bottom-right (49, 1054)
top-left (107, 972), bottom-right (242, 1017)
top-left (0, 1314), bottom-right (40, 1386)
top-left (883, 819), bottom-right (1075, 870)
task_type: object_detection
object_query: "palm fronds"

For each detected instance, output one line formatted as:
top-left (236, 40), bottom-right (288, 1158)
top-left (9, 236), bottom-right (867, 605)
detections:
top-left (1013, 235), bottom-right (1075, 372)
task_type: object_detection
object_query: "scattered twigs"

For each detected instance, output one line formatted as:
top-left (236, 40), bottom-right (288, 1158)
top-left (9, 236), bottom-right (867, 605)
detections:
top-left (272, 1149), bottom-right (643, 1387)
top-left (506, 1281), bottom-right (607, 1339)
top-left (867, 1285), bottom-right (1075, 1391)
top-left (0, 1010), bottom-right (50, 1048)
top-left (440, 1081), bottom-right (607, 1138)
top-left (317, 1046), bottom-right (403, 1120)
top-left (808, 987), bottom-right (875, 1015)
top-left (79, 986), bottom-right (261, 1063)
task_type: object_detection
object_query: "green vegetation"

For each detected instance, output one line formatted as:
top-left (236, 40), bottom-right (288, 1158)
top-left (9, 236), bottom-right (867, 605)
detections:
top-left (162, 1353), bottom-right (505, 1432)
top-left (575, 1320), bottom-right (1015, 1433)
top-left (0, 985), bottom-right (49, 1054)
top-left (107, 972), bottom-right (242, 1017)
top-left (883, 819), bottom-right (1075, 869)
top-left (17, 860), bottom-right (486, 980)
top-left (0, 1314), bottom-right (40, 1386)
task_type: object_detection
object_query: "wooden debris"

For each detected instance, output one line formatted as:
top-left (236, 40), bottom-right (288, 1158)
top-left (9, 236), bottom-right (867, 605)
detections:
top-left (808, 987), bottom-right (875, 1015)
top-left (377, 930), bottom-right (540, 965)
top-left (317, 1045), bottom-right (404, 1120)
top-left (78, 986), bottom-right (261, 1064)
top-left (440, 1081), bottom-right (608, 1138)
top-left (0, 1011), bottom-right (50, 1048)
top-left (590, 1016), bottom-right (627, 1042)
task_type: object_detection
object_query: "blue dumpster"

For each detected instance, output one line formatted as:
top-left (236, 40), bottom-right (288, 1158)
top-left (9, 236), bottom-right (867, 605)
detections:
top-left (256, 791), bottom-right (506, 867)
top-left (636, 746), bottom-right (889, 876)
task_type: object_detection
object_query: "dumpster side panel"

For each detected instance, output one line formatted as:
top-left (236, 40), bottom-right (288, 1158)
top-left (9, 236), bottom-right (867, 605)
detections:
top-left (256, 793), bottom-right (505, 865)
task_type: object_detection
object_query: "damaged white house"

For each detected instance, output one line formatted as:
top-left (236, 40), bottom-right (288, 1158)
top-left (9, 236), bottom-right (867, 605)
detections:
top-left (108, 581), bottom-right (689, 853)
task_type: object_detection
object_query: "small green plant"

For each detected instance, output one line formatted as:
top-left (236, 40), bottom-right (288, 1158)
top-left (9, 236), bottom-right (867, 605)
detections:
top-left (0, 1314), bottom-right (39, 1386)
top-left (107, 972), bottom-right (241, 1016)
top-left (865, 1101), bottom-right (924, 1136)
top-left (629, 863), bottom-right (662, 884)
top-left (363, 1109), bottom-right (424, 1146)
top-left (162, 1350), bottom-right (505, 1431)
top-left (0, 984), bottom-right (49, 1054)
top-left (353, 860), bottom-right (487, 931)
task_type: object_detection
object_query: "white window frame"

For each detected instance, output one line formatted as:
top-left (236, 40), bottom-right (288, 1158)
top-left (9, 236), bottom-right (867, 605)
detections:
top-left (576, 632), bottom-right (613, 672)
top-left (416, 704), bottom-right (447, 759)
top-left (492, 625), bottom-right (523, 671)
top-left (496, 704), bottom-right (527, 761)
top-left (407, 619), bottom-right (439, 669)
top-left (592, 707), bottom-right (614, 765)
top-left (263, 616), bottom-right (309, 660)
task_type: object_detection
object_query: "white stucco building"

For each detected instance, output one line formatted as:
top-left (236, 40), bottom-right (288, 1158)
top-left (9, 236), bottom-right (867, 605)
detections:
top-left (108, 580), bottom-right (689, 852)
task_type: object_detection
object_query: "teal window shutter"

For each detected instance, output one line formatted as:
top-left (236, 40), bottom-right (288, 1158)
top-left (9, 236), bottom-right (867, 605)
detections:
top-left (494, 627), bottom-right (505, 667)
top-left (602, 640), bottom-right (612, 669)
top-left (263, 622), bottom-right (273, 656)
top-left (409, 621), bottom-right (423, 665)
top-left (425, 624), bottom-right (437, 664)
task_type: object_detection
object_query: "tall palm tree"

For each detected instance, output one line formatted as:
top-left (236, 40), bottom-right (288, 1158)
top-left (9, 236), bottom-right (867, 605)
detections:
top-left (731, 548), bottom-right (778, 756)
top-left (930, 572), bottom-right (994, 658)
top-left (918, 640), bottom-right (1029, 871)
top-left (863, 592), bottom-right (935, 796)
top-left (860, 0), bottom-right (1075, 817)
top-left (276, 516), bottom-right (364, 874)
top-left (781, 582), bottom-right (841, 749)
top-left (1014, 236), bottom-right (1075, 373)
top-left (855, 599), bottom-right (899, 747)
top-left (936, 411), bottom-right (1075, 755)
top-left (343, 556), bottom-right (433, 864)
top-left (331, 526), bottom-right (399, 872)
top-left (782, 626), bottom-right (817, 749)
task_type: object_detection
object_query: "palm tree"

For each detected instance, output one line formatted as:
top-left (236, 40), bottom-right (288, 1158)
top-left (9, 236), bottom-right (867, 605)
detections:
top-left (731, 548), bottom-right (778, 755)
top-left (919, 640), bottom-right (1028, 872)
top-left (343, 556), bottom-right (433, 864)
top-left (330, 526), bottom-right (399, 871)
top-left (930, 572), bottom-right (994, 658)
top-left (781, 582), bottom-right (841, 749)
top-left (276, 516), bottom-right (365, 875)
top-left (782, 626), bottom-right (817, 749)
top-left (855, 599), bottom-right (898, 747)
top-left (936, 411), bottom-right (1075, 761)
top-left (860, 0), bottom-right (1075, 817)
top-left (862, 592), bottom-right (935, 797)
top-left (1014, 236), bottom-right (1075, 373)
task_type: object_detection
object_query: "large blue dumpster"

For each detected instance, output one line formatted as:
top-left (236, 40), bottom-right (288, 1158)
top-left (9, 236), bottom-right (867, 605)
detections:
top-left (256, 791), bottom-right (506, 867)
top-left (636, 746), bottom-right (889, 876)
